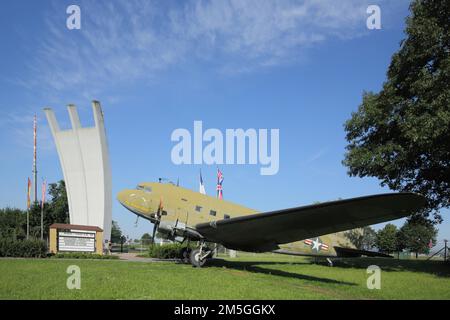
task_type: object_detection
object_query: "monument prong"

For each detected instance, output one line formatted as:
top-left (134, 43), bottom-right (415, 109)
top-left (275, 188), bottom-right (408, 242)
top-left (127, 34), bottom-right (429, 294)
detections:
top-left (67, 104), bottom-right (82, 130)
top-left (44, 101), bottom-right (112, 243)
top-left (44, 108), bottom-right (61, 134)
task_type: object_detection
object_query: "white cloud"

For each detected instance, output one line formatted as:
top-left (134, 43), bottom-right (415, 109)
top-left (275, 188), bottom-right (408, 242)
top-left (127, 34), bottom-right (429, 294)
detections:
top-left (304, 147), bottom-right (328, 165)
top-left (0, 110), bottom-right (54, 154)
top-left (24, 0), bottom-right (402, 96)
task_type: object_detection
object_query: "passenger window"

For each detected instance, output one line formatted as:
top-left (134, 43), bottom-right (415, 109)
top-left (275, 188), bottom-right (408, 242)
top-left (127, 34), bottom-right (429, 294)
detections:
top-left (224, 214), bottom-right (230, 219)
top-left (195, 205), bottom-right (202, 212)
top-left (144, 186), bottom-right (152, 193)
top-left (210, 210), bottom-right (217, 216)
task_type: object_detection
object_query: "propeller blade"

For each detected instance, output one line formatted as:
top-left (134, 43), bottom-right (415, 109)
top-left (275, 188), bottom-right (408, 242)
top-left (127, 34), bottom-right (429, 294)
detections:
top-left (151, 221), bottom-right (158, 246)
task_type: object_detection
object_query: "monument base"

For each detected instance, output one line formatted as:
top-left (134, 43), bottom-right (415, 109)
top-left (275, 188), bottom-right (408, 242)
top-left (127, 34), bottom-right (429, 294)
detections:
top-left (49, 223), bottom-right (104, 255)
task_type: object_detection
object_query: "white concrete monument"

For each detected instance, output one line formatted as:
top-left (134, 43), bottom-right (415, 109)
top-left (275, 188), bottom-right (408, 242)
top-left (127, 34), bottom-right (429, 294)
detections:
top-left (44, 101), bottom-right (112, 241)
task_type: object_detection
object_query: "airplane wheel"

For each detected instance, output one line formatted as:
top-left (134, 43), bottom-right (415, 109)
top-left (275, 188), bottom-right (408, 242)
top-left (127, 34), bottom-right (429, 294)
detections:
top-left (181, 247), bottom-right (192, 264)
top-left (190, 248), bottom-right (207, 268)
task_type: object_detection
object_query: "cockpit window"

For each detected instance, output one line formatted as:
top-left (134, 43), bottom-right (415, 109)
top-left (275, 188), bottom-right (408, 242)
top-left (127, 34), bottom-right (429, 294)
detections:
top-left (136, 185), bottom-right (152, 193)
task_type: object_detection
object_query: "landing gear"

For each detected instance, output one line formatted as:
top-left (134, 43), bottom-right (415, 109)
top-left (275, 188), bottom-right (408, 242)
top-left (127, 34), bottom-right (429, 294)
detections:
top-left (180, 247), bottom-right (192, 264)
top-left (189, 243), bottom-right (212, 268)
top-left (190, 248), bottom-right (207, 267)
top-left (326, 258), bottom-right (334, 267)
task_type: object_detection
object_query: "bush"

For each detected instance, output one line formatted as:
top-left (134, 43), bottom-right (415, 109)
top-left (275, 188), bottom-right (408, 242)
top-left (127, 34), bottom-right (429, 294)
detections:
top-left (147, 243), bottom-right (191, 259)
top-left (0, 239), bottom-right (47, 258)
top-left (50, 252), bottom-right (119, 259)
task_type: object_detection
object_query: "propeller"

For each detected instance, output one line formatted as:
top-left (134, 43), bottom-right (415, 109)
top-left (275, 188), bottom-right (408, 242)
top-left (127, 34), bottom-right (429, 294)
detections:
top-left (151, 196), bottom-right (163, 246)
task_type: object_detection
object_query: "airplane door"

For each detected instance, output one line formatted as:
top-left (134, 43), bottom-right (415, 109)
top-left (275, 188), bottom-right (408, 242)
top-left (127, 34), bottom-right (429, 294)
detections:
top-left (176, 206), bottom-right (189, 227)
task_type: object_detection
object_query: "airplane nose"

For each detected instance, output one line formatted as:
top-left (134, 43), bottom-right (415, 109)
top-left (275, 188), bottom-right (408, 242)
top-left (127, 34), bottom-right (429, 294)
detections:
top-left (117, 189), bottom-right (139, 209)
top-left (116, 190), bottom-right (131, 204)
top-left (117, 189), bottom-right (153, 215)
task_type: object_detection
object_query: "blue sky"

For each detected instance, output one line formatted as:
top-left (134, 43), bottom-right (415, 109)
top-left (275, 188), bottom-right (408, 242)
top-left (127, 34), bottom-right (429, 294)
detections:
top-left (0, 0), bottom-right (448, 243)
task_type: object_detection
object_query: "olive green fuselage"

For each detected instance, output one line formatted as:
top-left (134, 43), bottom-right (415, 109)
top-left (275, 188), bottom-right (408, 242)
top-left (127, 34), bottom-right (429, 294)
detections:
top-left (117, 182), bottom-right (353, 256)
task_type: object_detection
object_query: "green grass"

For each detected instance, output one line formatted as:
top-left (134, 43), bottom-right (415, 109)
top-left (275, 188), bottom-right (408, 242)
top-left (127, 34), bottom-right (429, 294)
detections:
top-left (0, 253), bottom-right (449, 299)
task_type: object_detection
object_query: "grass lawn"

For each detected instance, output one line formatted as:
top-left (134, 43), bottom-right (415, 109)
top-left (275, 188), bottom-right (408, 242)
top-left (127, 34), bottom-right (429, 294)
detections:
top-left (0, 253), bottom-right (449, 299)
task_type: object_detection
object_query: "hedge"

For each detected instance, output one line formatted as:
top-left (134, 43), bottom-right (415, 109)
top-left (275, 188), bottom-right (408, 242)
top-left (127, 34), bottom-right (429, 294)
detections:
top-left (147, 243), bottom-right (191, 259)
top-left (51, 252), bottom-right (119, 259)
top-left (0, 239), bottom-right (47, 258)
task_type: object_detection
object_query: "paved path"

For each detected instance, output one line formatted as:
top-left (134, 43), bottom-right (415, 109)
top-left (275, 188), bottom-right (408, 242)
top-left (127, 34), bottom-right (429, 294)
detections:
top-left (114, 252), bottom-right (179, 263)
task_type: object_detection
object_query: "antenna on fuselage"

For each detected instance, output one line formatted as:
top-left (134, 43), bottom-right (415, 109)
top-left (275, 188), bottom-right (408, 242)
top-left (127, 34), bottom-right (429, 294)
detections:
top-left (158, 177), bottom-right (175, 185)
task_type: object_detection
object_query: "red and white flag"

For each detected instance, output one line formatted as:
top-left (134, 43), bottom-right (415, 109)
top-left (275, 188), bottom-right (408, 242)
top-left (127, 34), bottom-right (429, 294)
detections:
top-left (216, 168), bottom-right (224, 200)
top-left (27, 177), bottom-right (31, 209)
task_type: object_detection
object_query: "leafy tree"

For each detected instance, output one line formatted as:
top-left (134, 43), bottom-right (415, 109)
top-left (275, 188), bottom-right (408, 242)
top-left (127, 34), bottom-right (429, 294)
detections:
top-left (110, 220), bottom-right (122, 243)
top-left (46, 180), bottom-right (70, 225)
top-left (1, 180), bottom-right (70, 241)
top-left (0, 208), bottom-right (26, 240)
top-left (343, 0), bottom-right (450, 223)
top-left (376, 223), bottom-right (398, 254)
top-left (141, 233), bottom-right (152, 245)
top-left (397, 216), bottom-right (438, 258)
top-left (345, 226), bottom-right (377, 250)
top-left (28, 180), bottom-right (69, 240)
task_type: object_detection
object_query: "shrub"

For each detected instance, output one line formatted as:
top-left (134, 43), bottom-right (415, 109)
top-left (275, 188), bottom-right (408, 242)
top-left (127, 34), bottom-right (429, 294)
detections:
top-left (50, 252), bottom-right (119, 259)
top-left (147, 243), bottom-right (191, 259)
top-left (0, 239), bottom-right (47, 258)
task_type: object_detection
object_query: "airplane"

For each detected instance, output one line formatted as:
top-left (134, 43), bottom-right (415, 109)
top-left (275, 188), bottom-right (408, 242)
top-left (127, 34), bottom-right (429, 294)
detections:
top-left (117, 181), bottom-right (426, 267)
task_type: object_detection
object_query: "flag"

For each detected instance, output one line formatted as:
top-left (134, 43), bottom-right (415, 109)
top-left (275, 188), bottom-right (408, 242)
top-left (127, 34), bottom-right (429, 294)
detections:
top-left (216, 168), bottom-right (224, 199)
top-left (199, 170), bottom-right (206, 195)
top-left (27, 177), bottom-right (31, 209)
top-left (428, 239), bottom-right (433, 249)
top-left (41, 180), bottom-right (46, 210)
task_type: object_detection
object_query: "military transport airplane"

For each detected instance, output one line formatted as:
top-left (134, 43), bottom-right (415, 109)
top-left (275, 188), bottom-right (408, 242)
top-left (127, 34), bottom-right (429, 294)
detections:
top-left (117, 182), bottom-right (426, 267)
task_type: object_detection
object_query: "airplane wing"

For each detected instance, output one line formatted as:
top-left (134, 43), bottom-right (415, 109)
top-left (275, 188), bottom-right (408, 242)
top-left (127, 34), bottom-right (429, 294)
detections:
top-left (194, 193), bottom-right (426, 252)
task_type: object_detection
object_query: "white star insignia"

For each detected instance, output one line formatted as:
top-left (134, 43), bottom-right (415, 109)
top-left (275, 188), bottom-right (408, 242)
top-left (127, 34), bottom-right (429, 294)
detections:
top-left (311, 238), bottom-right (322, 251)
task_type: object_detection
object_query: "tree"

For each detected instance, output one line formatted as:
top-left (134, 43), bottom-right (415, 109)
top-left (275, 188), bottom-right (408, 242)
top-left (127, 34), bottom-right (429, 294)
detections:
top-left (345, 226), bottom-right (377, 250)
top-left (28, 180), bottom-right (69, 239)
top-left (110, 220), bottom-right (122, 243)
top-left (0, 208), bottom-right (26, 240)
top-left (46, 180), bottom-right (70, 225)
top-left (141, 233), bottom-right (152, 245)
top-left (376, 223), bottom-right (398, 254)
top-left (397, 216), bottom-right (438, 258)
top-left (343, 0), bottom-right (450, 223)
top-left (0, 180), bottom-right (70, 241)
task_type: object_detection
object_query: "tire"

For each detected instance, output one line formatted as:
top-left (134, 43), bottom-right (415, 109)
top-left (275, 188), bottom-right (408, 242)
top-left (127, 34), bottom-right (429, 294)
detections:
top-left (190, 248), bottom-right (207, 268)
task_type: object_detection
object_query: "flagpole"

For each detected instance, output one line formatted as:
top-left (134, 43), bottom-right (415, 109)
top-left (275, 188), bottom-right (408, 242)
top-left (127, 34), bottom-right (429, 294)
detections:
top-left (40, 180), bottom-right (46, 241)
top-left (26, 177), bottom-right (31, 240)
top-left (26, 208), bottom-right (29, 240)
top-left (40, 205), bottom-right (44, 240)
top-left (33, 114), bottom-right (38, 204)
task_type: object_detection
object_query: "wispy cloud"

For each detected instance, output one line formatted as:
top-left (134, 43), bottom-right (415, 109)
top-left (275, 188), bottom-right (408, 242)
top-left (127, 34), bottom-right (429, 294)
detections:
top-left (22, 0), bottom-right (403, 97)
top-left (304, 147), bottom-right (328, 165)
top-left (0, 110), bottom-right (54, 153)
